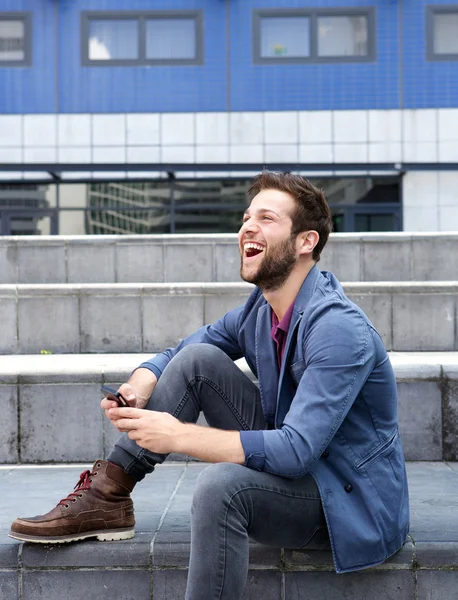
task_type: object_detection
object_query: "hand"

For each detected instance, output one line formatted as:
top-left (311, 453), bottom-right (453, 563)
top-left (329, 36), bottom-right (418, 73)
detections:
top-left (101, 383), bottom-right (138, 425)
top-left (109, 407), bottom-right (184, 454)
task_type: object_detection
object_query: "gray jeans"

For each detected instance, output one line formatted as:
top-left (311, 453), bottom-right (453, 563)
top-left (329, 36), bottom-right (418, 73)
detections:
top-left (109, 344), bottom-right (329, 600)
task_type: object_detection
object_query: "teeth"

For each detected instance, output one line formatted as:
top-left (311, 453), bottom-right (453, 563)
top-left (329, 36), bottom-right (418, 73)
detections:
top-left (244, 243), bottom-right (264, 251)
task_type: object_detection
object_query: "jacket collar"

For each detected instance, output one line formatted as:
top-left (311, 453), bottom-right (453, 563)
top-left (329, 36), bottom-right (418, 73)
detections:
top-left (290, 264), bottom-right (321, 316)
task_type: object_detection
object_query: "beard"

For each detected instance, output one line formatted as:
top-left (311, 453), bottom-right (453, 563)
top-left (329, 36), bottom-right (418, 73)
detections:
top-left (240, 234), bottom-right (297, 292)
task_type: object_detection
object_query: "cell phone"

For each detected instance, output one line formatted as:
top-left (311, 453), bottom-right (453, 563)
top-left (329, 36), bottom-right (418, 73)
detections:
top-left (101, 384), bottom-right (130, 408)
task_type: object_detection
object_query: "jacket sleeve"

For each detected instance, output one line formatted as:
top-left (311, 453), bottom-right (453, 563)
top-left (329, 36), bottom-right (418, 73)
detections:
top-left (135, 303), bottom-right (246, 380)
top-left (245, 302), bottom-right (377, 478)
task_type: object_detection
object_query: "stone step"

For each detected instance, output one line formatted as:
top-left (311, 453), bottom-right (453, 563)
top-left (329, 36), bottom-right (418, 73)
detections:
top-left (1, 352), bottom-right (457, 463)
top-left (1, 281), bottom-right (457, 354)
top-left (1, 461), bottom-right (457, 600)
top-left (1, 232), bottom-right (458, 284)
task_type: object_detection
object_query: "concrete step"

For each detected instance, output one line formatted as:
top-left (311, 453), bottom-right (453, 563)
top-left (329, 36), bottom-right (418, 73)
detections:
top-left (1, 461), bottom-right (457, 600)
top-left (1, 232), bottom-right (458, 284)
top-left (1, 352), bottom-right (457, 463)
top-left (1, 281), bottom-right (458, 354)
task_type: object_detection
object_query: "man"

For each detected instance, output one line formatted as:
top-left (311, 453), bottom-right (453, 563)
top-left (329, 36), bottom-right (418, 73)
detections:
top-left (10, 171), bottom-right (410, 599)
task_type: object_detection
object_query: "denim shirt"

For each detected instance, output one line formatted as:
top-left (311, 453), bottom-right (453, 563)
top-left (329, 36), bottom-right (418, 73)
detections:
top-left (139, 266), bottom-right (410, 574)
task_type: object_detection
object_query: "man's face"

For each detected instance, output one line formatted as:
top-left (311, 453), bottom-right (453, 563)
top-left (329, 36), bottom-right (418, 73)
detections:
top-left (238, 189), bottom-right (299, 292)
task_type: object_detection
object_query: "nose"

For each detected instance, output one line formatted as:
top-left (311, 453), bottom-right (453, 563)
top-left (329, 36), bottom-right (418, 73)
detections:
top-left (239, 216), bottom-right (259, 237)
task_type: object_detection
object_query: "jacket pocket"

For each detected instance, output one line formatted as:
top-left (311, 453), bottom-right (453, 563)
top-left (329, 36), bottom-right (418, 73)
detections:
top-left (354, 430), bottom-right (398, 472)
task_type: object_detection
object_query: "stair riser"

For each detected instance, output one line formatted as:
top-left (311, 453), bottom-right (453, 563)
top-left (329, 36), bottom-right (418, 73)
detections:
top-left (1, 233), bottom-right (458, 284)
top-left (0, 374), bottom-right (456, 463)
top-left (1, 283), bottom-right (457, 354)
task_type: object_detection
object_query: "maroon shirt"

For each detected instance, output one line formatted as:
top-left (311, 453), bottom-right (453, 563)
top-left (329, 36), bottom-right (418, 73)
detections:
top-left (270, 301), bottom-right (295, 369)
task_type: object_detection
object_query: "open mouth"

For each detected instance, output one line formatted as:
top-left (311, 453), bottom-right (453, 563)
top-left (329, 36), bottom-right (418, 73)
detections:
top-left (243, 242), bottom-right (265, 260)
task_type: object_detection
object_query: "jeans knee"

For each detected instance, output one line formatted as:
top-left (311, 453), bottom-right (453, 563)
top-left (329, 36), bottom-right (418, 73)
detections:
top-left (192, 463), bottom-right (243, 515)
top-left (169, 343), bottom-right (227, 374)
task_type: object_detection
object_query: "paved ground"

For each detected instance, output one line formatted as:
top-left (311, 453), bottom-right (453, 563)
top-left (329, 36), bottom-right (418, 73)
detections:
top-left (1, 462), bottom-right (458, 600)
top-left (2, 461), bottom-right (458, 547)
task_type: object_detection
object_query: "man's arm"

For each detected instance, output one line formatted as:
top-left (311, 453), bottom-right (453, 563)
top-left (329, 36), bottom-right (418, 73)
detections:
top-left (109, 407), bottom-right (245, 464)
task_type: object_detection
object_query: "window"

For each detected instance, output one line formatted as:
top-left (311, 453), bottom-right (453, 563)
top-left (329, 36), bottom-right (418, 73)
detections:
top-left (260, 16), bottom-right (310, 58)
top-left (0, 13), bottom-right (31, 66)
top-left (82, 11), bottom-right (203, 66)
top-left (317, 15), bottom-right (368, 58)
top-left (253, 8), bottom-right (375, 64)
top-left (427, 6), bottom-right (458, 60)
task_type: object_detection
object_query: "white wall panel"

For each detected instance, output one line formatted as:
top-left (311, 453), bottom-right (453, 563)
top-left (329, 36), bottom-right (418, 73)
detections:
top-left (333, 110), bottom-right (367, 143)
top-left (0, 115), bottom-right (22, 146)
top-left (161, 145), bottom-right (195, 163)
top-left (229, 144), bottom-right (263, 162)
top-left (24, 147), bottom-right (57, 162)
top-left (58, 147), bottom-right (91, 163)
top-left (126, 114), bottom-right (160, 145)
top-left (403, 142), bottom-right (438, 162)
top-left (93, 115), bottom-right (126, 146)
top-left (402, 109), bottom-right (437, 142)
top-left (196, 145), bottom-right (229, 163)
top-left (161, 113), bottom-right (194, 145)
top-left (264, 144), bottom-right (298, 162)
top-left (126, 146), bottom-right (160, 163)
top-left (0, 148), bottom-right (22, 162)
top-left (264, 111), bottom-right (298, 144)
top-left (438, 109), bottom-right (458, 142)
top-left (58, 115), bottom-right (91, 146)
top-left (334, 143), bottom-right (368, 162)
top-left (230, 112), bottom-right (263, 145)
top-left (24, 115), bottom-right (56, 146)
top-left (92, 147), bottom-right (126, 163)
top-left (196, 113), bottom-right (229, 145)
top-left (299, 111), bottom-right (332, 143)
top-left (368, 110), bottom-right (402, 143)
top-left (368, 142), bottom-right (402, 162)
top-left (299, 144), bottom-right (333, 163)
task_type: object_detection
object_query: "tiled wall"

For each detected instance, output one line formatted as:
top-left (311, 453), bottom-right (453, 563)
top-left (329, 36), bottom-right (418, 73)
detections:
top-left (1, 108), bottom-right (457, 167)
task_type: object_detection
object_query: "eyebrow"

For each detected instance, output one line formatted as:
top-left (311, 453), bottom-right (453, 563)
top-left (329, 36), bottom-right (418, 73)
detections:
top-left (243, 208), bottom-right (282, 219)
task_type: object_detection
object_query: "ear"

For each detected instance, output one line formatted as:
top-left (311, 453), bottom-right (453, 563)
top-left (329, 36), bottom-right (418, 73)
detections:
top-left (298, 230), bottom-right (319, 256)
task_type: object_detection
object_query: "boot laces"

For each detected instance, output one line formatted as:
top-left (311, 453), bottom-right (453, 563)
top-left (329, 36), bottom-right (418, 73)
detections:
top-left (58, 468), bottom-right (96, 507)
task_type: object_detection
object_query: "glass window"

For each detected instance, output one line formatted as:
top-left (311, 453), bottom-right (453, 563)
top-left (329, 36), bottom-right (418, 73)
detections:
top-left (260, 17), bottom-right (310, 58)
top-left (146, 18), bottom-right (196, 60)
top-left (83, 12), bottom-right (203, 65)
top-left (89, 19), bottom-right (139, 61)
top-left (0, 18), bottom-right (28, 64)
top-left (433, 11), bottom-right (458, 55)
top-left (318, 15), bottom-right (368, 57)
top-left (254, 9), bottom-right (375, 63)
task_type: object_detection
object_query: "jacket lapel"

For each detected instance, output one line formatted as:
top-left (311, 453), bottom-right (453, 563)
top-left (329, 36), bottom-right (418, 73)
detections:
top-left (255, 303), bottom-right (278, 421)
top-left (275, 265), bottom-right (321, 425)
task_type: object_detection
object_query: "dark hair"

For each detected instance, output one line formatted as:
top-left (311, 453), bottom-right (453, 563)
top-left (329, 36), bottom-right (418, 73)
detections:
top-left (248, 171), bottom-right (333, 261)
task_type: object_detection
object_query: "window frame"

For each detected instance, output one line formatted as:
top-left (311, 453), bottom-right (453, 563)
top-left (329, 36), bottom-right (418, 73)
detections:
top-left (426, 5), bottom-right (458, 61)
top-left (0, 12), bottom-right (32, 67)
top-left (81, 10), bottom-right (204, 66)
top-left (253, 7), bottom-right (376, 64)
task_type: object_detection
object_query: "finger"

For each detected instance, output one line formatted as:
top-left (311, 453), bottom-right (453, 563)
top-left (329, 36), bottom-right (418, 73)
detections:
top-left (108, 407), bottom-right (144, 419)
top-left (115, 417), bottom-right (140, 431)
top-left (118, 383), bottom-right (137, 404)
top-left (101, 399), bottom-right (119, 410)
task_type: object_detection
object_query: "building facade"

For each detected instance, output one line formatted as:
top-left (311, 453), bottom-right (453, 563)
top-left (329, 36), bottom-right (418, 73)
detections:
top-left (0, 0), bottom-right (457, 234)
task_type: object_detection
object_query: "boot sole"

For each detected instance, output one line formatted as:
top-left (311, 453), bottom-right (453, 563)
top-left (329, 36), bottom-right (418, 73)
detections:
top-left (8, 527), bottom-right (135, 544)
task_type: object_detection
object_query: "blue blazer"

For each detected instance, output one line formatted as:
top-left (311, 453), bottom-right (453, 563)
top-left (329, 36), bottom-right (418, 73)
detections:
top-left (141, 266), bottom-right (410, 573)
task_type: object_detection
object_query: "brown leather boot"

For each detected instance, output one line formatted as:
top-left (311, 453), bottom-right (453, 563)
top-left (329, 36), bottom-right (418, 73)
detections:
top-left (9, 460), bottom-right (136, 544)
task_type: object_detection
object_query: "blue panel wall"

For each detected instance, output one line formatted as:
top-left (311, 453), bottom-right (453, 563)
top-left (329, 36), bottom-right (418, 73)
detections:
top-left (0, 0), bottom-right (55, 113)
top-left (403, 0), bottom-right (458, 109)
top-left (229, 0), bottom-right (400, 111)
top-left (1, 0), bottom-right (458, 114)
top-left (57, 0), bottom-right (227, 113)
